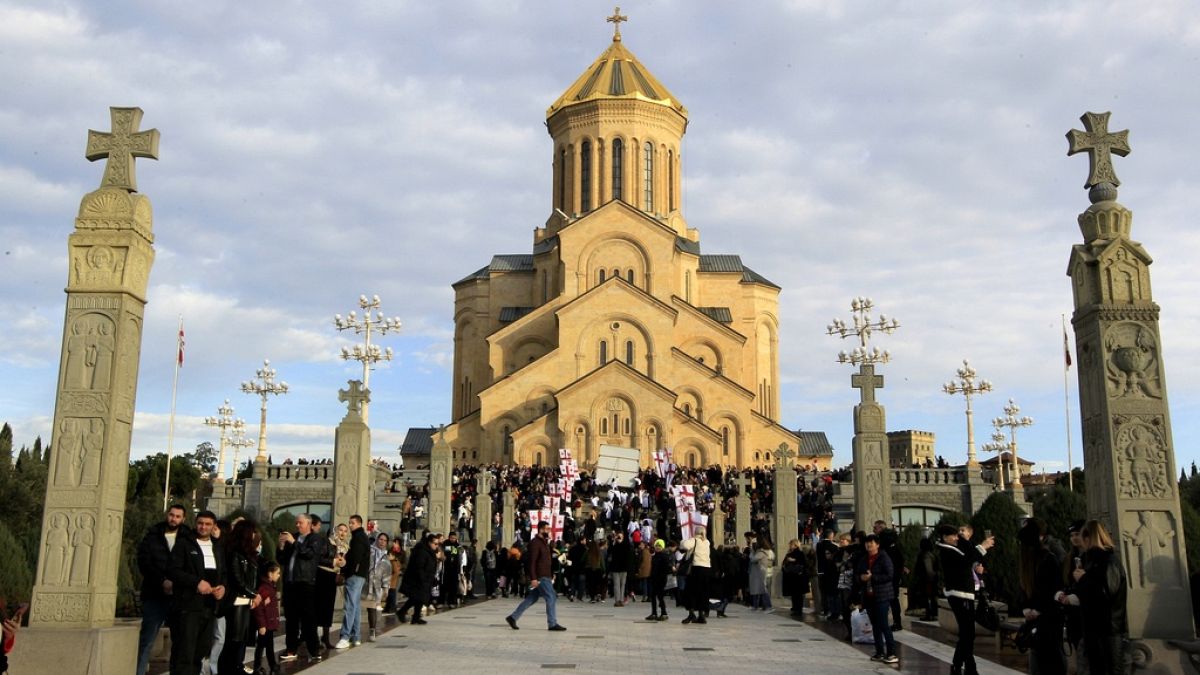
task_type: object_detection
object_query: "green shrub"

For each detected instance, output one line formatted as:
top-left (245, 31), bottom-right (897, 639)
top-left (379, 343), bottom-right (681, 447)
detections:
top-left (1032, 486), bottom-right (1086, 541)
top-left (970, 492), bottom-right (1025, 603)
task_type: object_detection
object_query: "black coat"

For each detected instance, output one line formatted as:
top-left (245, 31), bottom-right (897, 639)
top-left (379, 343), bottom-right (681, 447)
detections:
top-left (167, 531), bottom-right (226, 613)
top-left (782, 548), bottom-right (810, 596)
top-left (222, 550), bottom-right (259, 639)
top-left (937, 540), bottom-right (986, 599)
top-left (343, 528), bottom-right (370, 579)
top-left (400, 543), bottom-right (437, 603)
top-left (1075, 548), bottom-right (1128, 637)
top-left (277, 531), bottom-right (328, 586)
top-left (137, 522), bottom-right (191, 601)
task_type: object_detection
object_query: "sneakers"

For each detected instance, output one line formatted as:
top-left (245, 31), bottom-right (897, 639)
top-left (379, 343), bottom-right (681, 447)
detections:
top-left (659, 614), bottom-right (669, 621)
top-left (548, 624), bottom-right (567, 631)
top-left (351, 639), bottom-right (362, 647)
top-left (506, 615), bottom-right (519, 630)
top-left (645, 614), bottom-right (658, 621)
top-left (309, 654), bottom-right (323, 663)
top-left (411, 618), bottom-right (428, 625)
top-left (279, 652), bottom-right (298, 662)
top-left (695, 616), bottom-right (707, 624)
top-left (883, 654), bottom-right (900, 664)
top-left (334, 638), bottom-right (352, 650)
top-left (368, 629), bottom-right (376, 642)
top-left (870, 653), bottom-right (886, 662)
top-left (615, 601), bottom-right (625, 607)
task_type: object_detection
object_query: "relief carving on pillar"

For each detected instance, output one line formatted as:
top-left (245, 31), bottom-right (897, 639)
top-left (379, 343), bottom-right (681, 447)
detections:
top-left (42, 512), bottom-right (72, 586)
top-left (1114, 415), bottom-right (1171, 500)
top-left (63, 313), bottom-right (117, 391)
top-left (863, 440), bottom-right (884, 466)
top-left (863, 468), bottom-right (885, 516)
top-left (53, 418), bottom-right (104, 488)
top-left (31, 592), bottom-right (90, 624)
top-left (70, 244), bottom-right (127, 287)
top-left (1104, 323), bottom-right (1162, 399)
top-left (60, 392), bottom-right (108, 416)
top-left (432, 461), bottom-right (448, 490)
top-left (1122, 510), bottom-right (1179, 589)
top-left (70, 513), bottom-right (95, 586)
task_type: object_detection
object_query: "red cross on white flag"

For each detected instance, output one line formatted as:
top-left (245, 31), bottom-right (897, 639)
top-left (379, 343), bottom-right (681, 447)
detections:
top-left (544, 496), bottom-right (562, 514)
top-left (529, 509), bottom-right (549, 538)
top-left (548, 482), bottom-right (562, 498)
top-left (559, 448), bottom-right (572, 462)
top-left (653, 450), bottom-right (667, 478)
top-left (681, 511), bottom-right (708, 540)
top-left (548, 510), bottom-right (566, 542)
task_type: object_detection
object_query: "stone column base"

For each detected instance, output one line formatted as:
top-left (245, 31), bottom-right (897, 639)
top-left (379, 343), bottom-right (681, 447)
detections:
top-left (8, 622), bottom-right (137, 675)
top-left (1133, 638), bottom-right (1200, 674)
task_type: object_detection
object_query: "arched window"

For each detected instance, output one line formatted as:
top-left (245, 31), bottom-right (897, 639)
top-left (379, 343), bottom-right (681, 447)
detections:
top-left (559, 149), bottom-right (567, 211)
top-left (581, 141), bottom-right (592, 212)
top-left (599, 340), bottom-right (607, 365)
top-left (612, 268), bottom-right (619, 280)
top-left (623, 417), bottom-right (631, 434)
top-left (626, 269), bottom-right (634, 284)
top-left (600, 417), bottom-right (608, 435)
top-left (611, 139), bottom-right (624, 201)
top-left (668, 148), bottom-right (675, 211)
top-left (625, 340), bottom-right (634, 366)
top-left (502, 425), bottom-right (513, 453)
top-left (599, 269), bottom-right (606, 284)
top-left (722, 426), bottom-right (730, 456)
top-left (642, 141), bottom-right (654, 212)
top-left (682, 403), bottom-right (691, 417)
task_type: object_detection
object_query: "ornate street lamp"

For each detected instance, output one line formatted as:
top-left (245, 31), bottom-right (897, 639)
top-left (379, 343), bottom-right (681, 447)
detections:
top-left (827, 296), bottom-right (900, 367)
top-left (334, 294), bottom-right (401, 423)
top-left (993, 398), bottom-right (1034, 490)
top-left (203, 399), bottom-right (243, 481)
top-left (943, 359), bottom-right (993, 467)
top-left (241, 359), bottom-right (289, 464)
top-left (981, 424), bottom-right (1009, 489)
top-left (227, 419), bottom-right (254, 480)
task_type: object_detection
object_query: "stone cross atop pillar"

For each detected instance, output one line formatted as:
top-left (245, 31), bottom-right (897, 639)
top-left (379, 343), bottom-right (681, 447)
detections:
top-left (1066, 112), bottom-right (1193, 651)
top-left (772, 444), bottom-right (799, 598)
top-left (852, 364), bottom-right (892, 528)
top-left (732, 473), bottom-right (752, 542)
top-left (427, 425), bottom-right (453, 535)
top-left (24, 106), bottom-right (159, 673)
top-left (333, 380), bottom-right (371, 525)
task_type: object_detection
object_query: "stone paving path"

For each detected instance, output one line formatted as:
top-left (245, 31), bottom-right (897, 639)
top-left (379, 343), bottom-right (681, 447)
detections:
top-left (295, 598), bottom-right (1026, 674)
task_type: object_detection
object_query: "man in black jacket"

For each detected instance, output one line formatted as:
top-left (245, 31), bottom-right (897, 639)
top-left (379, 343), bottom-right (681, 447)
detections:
top-left (167, 510), bottom-right (226, 675)
top-left (875, 521), bottom-right (907, 630)
top-left (136, 504), bottom-right (187, 675)
top-left (335, 515), bottom-right (370, 649)
top-left (277, 513), bottom-right (329, 662)
top-left (397, 533), bottom-right (441, 624)
top-left (816, 529), bottom-right (841, 620)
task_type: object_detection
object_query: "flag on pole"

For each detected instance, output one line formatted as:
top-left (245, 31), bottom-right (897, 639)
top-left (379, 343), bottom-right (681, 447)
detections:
top-left (1063, 326), bottom-right (1072, 369)
top-left (177, 319), bottom-right (186, 367)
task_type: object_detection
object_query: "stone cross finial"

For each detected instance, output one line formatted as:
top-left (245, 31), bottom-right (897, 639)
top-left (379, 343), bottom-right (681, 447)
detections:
top-left (733, 473), bottom-right (753, 496)
top-left (1067, 111), bottom-right (1130, 189)
top-left (338, 380), bottom-right (370, 419)
top-left (773, 442), bottom-right (796, 469)
top-left (851, 364), bottom-right (884, 404)
top-left (85, 107), bottom-right (160, 193)
top-left (607, 6), bottom-right (628, 41)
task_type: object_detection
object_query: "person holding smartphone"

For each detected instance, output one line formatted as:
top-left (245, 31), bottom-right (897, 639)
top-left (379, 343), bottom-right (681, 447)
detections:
top-left (1, 602), bottom-right (27, 675)
top-left (936, 523), bottom-right (995, 675)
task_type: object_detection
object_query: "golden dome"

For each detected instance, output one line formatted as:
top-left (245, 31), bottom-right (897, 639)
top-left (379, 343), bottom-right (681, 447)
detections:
top-left (546, 39), bottom-right (687, 119)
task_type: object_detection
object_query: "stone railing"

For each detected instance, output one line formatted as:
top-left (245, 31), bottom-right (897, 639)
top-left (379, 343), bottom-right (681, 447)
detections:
top-left (890, 467), bottom-right (967, 485)
top-left (266, 465), bottom-right (334, 480)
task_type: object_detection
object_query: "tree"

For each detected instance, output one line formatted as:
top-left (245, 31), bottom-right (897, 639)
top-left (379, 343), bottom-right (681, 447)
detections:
top-left (934, 510), bottom-right (969, 529)
top-left (0, 423), bottom-right (12, 481)
top-left (1032, 486), bottom-right (1087, 540)
top-left (970, 492), bottom-right (1025, 603)
top-left (0, 519), bottom-right (32, 607)
top-left (1181, 501), bottom-right (1200, 576)
top-left (192, 441), bottom-right (217, 475)
top-left (1055, 468), bottom-right (1085, 494)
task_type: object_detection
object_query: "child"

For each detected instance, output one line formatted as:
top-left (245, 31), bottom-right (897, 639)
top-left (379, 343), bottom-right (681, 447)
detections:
top-left (647, 540), bottom-right (671, 621)
top-left (252, 562), bottom-right (281, 675)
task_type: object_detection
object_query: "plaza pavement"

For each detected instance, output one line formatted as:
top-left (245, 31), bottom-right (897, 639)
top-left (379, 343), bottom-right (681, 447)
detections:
top-left (294, 598), bottom-right (1026, 674)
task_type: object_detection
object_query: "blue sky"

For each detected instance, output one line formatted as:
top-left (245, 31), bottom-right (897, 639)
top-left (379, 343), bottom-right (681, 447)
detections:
top-left (2, 1), bottom-right (1199, 478)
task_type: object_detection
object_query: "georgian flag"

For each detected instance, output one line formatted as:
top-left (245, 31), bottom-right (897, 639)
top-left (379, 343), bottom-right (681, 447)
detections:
top-left (680, 511), bottom-right (708, 541)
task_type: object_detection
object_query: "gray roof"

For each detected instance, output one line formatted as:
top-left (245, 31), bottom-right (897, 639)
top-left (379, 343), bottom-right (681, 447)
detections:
top-left (453, 265), bottom-right (490, 286)
top-left (400, 427), bottom-right (437, 456)
top-left (698, 254), bottom-right (744, 273)
top-left (740, 266), bottom-right (780, 289)
top-left (675, 237), bottom-right (701, 255)
top-left (489, 254), bottom-right (534, 272)
top-left (796, 431), bottom-right (835, 457)
top-left (533, 235), bottom-right (559, 255)
top-left (499, 306), bottom-right (535, 323)
top-left (697, 306), bottom-right (733, 324)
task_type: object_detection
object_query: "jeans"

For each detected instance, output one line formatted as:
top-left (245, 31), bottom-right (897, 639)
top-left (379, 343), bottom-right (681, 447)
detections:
top-left (341, 575), bottom-right (366, 642)
top-left (610, 571), bottom-right (627, 600)
top-left (948, 595), bottom-right (977, 673)
top-left (509, 577), bottom-right (558, 627)
top-left (205, 616), bottom-right (225, 674)
top-left (867, 598), bottom-right (896, 656)
top-left (136, 594), bottom-right (171, 675)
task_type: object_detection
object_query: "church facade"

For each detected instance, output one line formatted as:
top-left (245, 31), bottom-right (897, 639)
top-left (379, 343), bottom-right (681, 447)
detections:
top-left (437, 27), bottom-right (831, 471)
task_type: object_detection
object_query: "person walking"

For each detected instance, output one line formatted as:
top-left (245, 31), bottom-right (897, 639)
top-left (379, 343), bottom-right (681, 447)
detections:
top-left (386, 540), bottom-right (405, 611)
top-left (335, 515), bottom-right (370, 649)
top-left (364, 532), bottom-right (392, 641)
top-left (936, 523), bottom-right (994, 675)
top-left (1017, 519), bottom-right (1066, 675)
top-left (276, 514), bottom-right (329, 663)
top-left (782, 539), bottom-right (810, 616)
top-left (167, 510), bottom-right (227, 675)
top-left (397, 533), bottom-right (440, 625)
top-left (136, 504), bottom-right (188, 675)
top-left (680, 528), bottom-right (713, 625)
top-left (1057, 519), bottom-right (1128, 675)
top-left (505, 521), bottom-right (567, 631)
top-left (857, 534), bottom-right (899, 665)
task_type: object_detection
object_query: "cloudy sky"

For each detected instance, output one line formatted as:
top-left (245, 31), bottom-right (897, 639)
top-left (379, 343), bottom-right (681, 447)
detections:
top-left (2, 0), bottom-right (1199, 479)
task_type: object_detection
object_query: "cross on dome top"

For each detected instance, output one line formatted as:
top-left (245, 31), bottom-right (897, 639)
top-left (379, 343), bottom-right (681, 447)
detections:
top-left (85, 107), bottom-right (160, 192)
top-left (1067, 111), bottom-right (1130, 190)
top-left (607, 6), bottom-right (628, 41)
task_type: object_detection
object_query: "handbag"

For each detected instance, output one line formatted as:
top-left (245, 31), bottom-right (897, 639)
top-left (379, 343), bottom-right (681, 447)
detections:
top-left (676, 550), bottom-right (695, 577)
top-left (974, 589), bottom-right (1000, 631)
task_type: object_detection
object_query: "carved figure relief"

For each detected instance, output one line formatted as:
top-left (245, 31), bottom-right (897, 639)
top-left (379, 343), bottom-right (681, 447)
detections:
top-left (54, 418), bottom-right (104, 487)
top-left (1115, 417), bottom-right (1171, 499)
top-left (104, 512), bottom-right (122, 576)
top-left (430, 502), bottom-right (446, 528)
top-left (63, 313), bottom-right (116, 390)
top-left (863, 468), bottom-right (886, 516)
top-left (1122, 510), bottom-right (1178, 588)
top-left (863, 440), bottom-right (885, 466)
top-left (80, 419), bottom-right (104, 486)
top-left (70, 513), bottom-right (95, 586)
top-left (42, 512), bottom-right (71, 586)
top-left (432, 461), bottom-right (448, 490)
top-left (1104, 323), bottom-right (1162, 399)
top-left (1103, 247), bottom-right (1144, 304)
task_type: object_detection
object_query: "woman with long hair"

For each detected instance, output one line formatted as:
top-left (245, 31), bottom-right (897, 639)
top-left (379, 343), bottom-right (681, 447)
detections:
top-left (1057, 519), bottom-right (1128, 675)
top-left (782, 538), bottom-right (810, 616)
top-left (1017, 518), bottom-right (1066, 675)
top-left (680, 528), bottom-right (713, 624)
top-left (748, 540), bottom-right (776, 610)
top-left (364, 533), bottom-right (392, 641)
top-left (218, 519), bottom-right (261, 675)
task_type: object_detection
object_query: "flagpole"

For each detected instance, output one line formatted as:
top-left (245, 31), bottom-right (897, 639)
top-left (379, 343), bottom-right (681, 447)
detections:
top-left (1062, 314), bottom-right (1074, 492)
top-left (163, 315), bottom-right (183, 510)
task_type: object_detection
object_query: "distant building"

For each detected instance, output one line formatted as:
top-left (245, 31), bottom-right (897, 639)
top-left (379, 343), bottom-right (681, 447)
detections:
top-left (980, 451), bottom-right (1035, 486)
top-left (887, 430), bottom-right (935, 467)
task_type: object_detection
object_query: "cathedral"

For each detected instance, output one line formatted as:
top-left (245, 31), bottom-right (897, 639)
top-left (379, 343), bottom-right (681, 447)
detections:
top-left (429, 18), bottom-right (832, 470)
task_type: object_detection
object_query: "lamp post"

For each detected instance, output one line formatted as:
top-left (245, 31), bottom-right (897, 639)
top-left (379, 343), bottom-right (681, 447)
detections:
top-left (334, 294), bottom-right (401, 424)
top-left (993, 398), bottom-right (1033, 491)
top-left (227, 419), bottom-right (254, 482)
top-left (943, 359), bottom-right (993, 467)
top-left (827, 296), bottom-right (900, 368)
top-left (203, 399), bottom-right (242, 481)
top-left (981, 424), bottom-right (1009, 490)
top-left (241, 359), bottom-right (289, 464)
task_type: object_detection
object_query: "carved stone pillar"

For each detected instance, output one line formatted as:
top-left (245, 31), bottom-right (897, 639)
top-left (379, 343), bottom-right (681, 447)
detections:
top-left (852, 364), bottom-right (892, 529)
top-left (502, 490), bottom-right (516, 547)
top-left (427, 428), bottom-right (453, 535)
top-left (332, 381), bottom-right (371, 525)
top-left (474, 470), bottom-right (493, 545)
